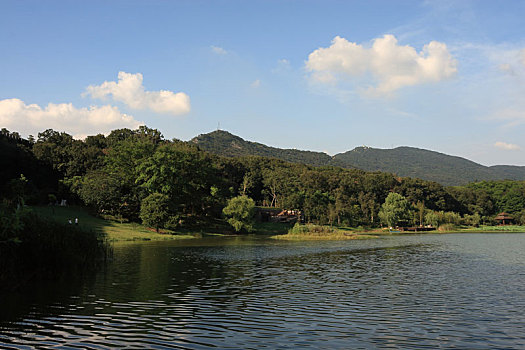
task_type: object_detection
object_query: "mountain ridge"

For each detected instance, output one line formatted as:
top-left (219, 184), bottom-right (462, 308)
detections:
top-left (191, 130), bottom-right (525, 186)
top-left (191, 130), bottom-right (332, 167)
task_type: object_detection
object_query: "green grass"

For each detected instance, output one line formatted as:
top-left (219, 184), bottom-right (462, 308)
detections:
top-left (271, 223), bottom-right (378, 240)
top-left (31, 206), bottom-right (196, 242)
top-left (252, 221), bottom-right (294, 235)
top-left (451, 225), bottom-right (525, 233)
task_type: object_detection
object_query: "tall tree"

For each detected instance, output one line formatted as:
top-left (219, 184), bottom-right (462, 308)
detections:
top-left (378, 192), bottom-right (411, 228)
top-left (140, 193), bottom-right (171, 233)
top-left (222, 195), bottom-right (256, 232)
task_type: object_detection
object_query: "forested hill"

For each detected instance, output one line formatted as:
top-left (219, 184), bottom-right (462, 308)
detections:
top-left (191, 130), bottom-right (332, 166)
top-left (332, 146), bottom-right (525, 186)
top-left (191, 130), bottom-right (525, 186)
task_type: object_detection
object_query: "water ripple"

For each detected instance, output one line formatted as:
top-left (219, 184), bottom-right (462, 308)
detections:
top-left (1, 234), bottom-right (525, 348)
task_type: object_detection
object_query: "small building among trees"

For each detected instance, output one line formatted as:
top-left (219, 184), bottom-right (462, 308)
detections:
top-left (255, 207), bottom-right (302, 223)
top-left (495, 212), bottom-right (514, 226)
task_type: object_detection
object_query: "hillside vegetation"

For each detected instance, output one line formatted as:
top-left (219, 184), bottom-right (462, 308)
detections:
top-left (191, 130), bottom-right (332, 167)
top-left (192, 130), bottom-right (525, 186)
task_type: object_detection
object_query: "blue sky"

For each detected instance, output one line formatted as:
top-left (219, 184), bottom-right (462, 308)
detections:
top-left (1, 0), bottom-right (525, 165)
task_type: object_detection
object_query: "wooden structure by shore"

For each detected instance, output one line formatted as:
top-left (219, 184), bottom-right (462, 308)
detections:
top-left (255, 208), bottom-right (303, 223)
top-left (495, 212), bottom-right (514, 225)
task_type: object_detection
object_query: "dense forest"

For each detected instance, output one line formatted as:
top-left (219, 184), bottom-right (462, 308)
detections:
top-left (192, 130), bottom-right (525, 186)
top-left (1, 126), bottom-right (525, 234)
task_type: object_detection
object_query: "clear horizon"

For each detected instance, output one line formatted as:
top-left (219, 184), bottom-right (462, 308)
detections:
top-left (1, 0), bottom-right (525, 166)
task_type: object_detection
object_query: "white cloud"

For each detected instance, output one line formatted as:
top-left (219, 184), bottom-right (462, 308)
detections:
top-left (250, 79), bottom-right (261, 88)
top-left (0, 98), bottom-right (143, 139)
top-left (494, 141), bottom-right (520, 150)
top-left (84, 72), bottom-right (190, 116)
top-left (305, 35), bottom-right (457, 95)
top-left (211, 46), bottom-right (228, 55)
top-left (521, 49), bottom-right (525, 67)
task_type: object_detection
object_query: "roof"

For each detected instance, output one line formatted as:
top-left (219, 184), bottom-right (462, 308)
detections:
top-left (495, 212), bottom-right (514, 220)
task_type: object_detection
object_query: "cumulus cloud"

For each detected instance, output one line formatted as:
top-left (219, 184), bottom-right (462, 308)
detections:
top-left (521, 49), bottom-right (525, 66)
top-left (250, 79), bottom-right (261, 88)
top-left (211, 46), bottom-right (227, 55)
top-left (494, 141), bottom-right (520, 150)
top-left (305, 35), bottom-right (457, 94)
top-left (84, 72), bottom-right (190, 116)
top-left (0, 98), bottom-right (143, 139)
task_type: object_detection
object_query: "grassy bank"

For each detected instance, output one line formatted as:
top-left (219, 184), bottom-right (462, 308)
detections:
top-left (443, 225), bottom-right (525, 233)
top-left (271, 223), bottom-right (378, 240)
top-left (31, 206), bottom-right (196, 242)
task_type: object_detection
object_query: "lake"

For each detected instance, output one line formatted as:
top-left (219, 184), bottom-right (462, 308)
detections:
top-left (1, 233), bottom-right (525, 349)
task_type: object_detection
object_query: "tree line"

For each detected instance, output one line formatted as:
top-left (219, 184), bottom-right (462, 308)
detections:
top-left (1, 126), bottom-right (524, 232)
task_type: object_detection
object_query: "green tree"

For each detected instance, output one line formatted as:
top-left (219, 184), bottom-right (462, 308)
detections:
top-left (78, 170), bottom-right (125, 219)
top-left (443, 211), bottom-right (461, 225)
top-left (462, 213), bottom-right (481, 227)
top-left (517, 210), bottom-right (525, 225)
top-left (7, 174), bottom-right (28, 206)
top-left (358, 191), bottom-right (379, 225)
top-left (140, 193), bottom-right (171, 233)
top-left (222, 195), bottom-right (256, 232)
top-left (135, 142), bottom-right (215, 216)
top-left (378, 192), bottom-right (410, 228)
top-left (415, 200), bottom-right (425, 226)
top-left (425, 211), bottom-right (441, 227)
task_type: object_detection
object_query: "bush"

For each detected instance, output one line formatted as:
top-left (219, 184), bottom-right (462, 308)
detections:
top-left (288, 223), bottom-right (336, 235)
top-left (438, 223), bottom-right (457, 232)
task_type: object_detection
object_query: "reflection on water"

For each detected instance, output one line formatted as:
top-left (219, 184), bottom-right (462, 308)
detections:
top-left (1, 234), bottom-right (525, 349)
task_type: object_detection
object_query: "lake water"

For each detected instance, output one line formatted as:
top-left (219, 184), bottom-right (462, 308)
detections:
top-left (1, 233), bottom-right (525, 349)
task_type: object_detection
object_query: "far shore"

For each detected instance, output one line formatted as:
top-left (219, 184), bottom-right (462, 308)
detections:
top-left (31, 206), bottom-right (525, 242)
top-left (270, 224), bottom-right (525, 240)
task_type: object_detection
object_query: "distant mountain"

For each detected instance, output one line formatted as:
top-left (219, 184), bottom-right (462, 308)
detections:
top-left (331, 146), bottom-right (522, 185)
top-left (191, 130), bottom-right (331, 167)
top-left (191, 130), bottom-right (525, 186)
top-left (488, 165), bottom-right (525, 180)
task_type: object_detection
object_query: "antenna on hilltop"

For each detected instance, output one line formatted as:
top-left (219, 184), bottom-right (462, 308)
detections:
top-left (217, 122), bottom-right (221, 131)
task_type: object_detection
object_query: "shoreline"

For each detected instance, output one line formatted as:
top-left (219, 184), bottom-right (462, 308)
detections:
top-left (31, 206), bottom-right (525, 242)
